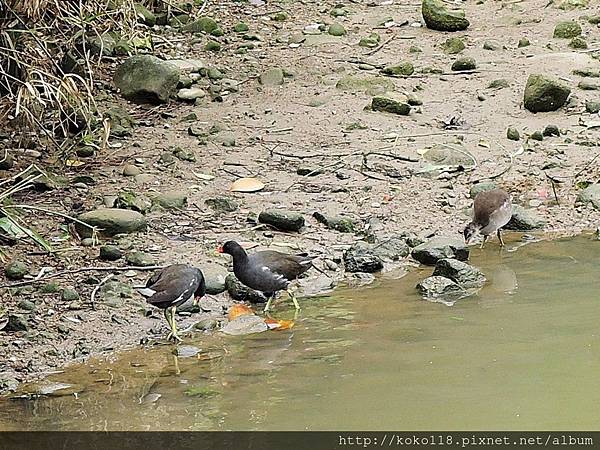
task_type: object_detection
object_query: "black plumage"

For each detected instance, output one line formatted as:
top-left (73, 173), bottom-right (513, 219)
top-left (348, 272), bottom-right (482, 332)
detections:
top-left (218, 241), bottom-right (314, 311)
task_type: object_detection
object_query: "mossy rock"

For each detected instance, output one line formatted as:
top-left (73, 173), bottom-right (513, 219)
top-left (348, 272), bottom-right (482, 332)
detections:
top-left (422, 0), bottom-right (469, 31)
top-left (76, 209), bottom-right (147, 237)
top-left (553, 21), bottom-right (582, 38)
top-left (114, 55), bottom-right (180, 104)
top-left (442, 37), bottom-right (465, 54)
top-left (381, 61), bottom-right (414, 77)
top-left (523, 74), bottom-right (571, 113)
top-left (371, 95), bottom-right (411, 115)
top-left (569, 37), bottom-right (587, 49)
top-left (182, 17), bottom-right (219, 34)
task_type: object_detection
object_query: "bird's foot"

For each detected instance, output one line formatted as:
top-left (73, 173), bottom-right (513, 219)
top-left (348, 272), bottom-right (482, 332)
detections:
top-left (166, 331), bottom-right (182, 342)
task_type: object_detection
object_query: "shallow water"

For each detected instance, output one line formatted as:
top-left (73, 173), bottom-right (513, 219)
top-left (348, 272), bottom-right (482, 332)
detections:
top-left (2, 235), bottom-right (600, 431)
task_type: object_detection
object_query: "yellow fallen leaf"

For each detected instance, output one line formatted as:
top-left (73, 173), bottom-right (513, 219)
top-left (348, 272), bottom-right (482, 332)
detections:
top-left (230, 177), bottom-right (265, 193)
top-left (65, 159), bottom-right (84, 167)
top-left (228, 304), bottom-right (254, 321)
top-left (265, 318), bottom-right (295, 330)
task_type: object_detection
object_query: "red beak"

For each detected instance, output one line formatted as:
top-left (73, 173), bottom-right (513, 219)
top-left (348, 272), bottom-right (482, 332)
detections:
top-left (216, 245), bottom-right (224, 253)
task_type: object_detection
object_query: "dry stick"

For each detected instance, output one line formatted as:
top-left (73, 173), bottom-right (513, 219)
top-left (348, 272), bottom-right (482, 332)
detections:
top-left (90, 273), bottom-right (115, 310)
top-left (364, 35), bottom-right (397, 56)
top-left (284, 160), bottom-right (347, 193)
top-left (0, 265), bottom-right (166, 289)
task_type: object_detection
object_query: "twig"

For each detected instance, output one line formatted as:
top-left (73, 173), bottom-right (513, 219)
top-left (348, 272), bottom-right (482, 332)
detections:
top-left (90, 273), bottom-right (115, 310)
top-left (0, 265), bottom-right (165, 289)
top-left (284, 160), bottom-right (347, 192)
top-left (364, 35), bottom-right (396, 56)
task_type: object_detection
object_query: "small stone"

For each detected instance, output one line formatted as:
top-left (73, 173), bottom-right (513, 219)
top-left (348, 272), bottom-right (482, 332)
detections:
top-left (505, 127), bottom-right (520, 141)
top-left (6, 314), bottom-right (28, 332)
top-left (331, 7), bottom-right (350, 17)
top-left (505, 205), bottom-right (546, 230)
top-left (585, 101), bottom-right (600, 113)
top-left (134, 3), bottom-right (156, 26)
top-left (569, 37), bottom-right (587, 49)
top-left (422, 0), bottom-right (469, 31)
top-left (152, 190), bottom-right (187, 209)
top-left (575, 184), bottom-right (600, 210)
top-left (579, 80), bottom-right (600, 91)
top-left (116, 191), bottom-right (151, 214)
top-left (177, 87), bottom-right (206, 101)
top-left (40, 282), bottom-right (60, 294)
top-left (194, 318), bottom-right (219, 331)
top-left (411, 237), bottom-right (469, 266)
top-left (358, 33), bottom-right (380, 48)
top-left (442, 37), bottom-right (465, 54)
top-left (553, 21), bottom-right (582, 38)
top-left (126, 251), bottom-right (155, 267)
top-left (207, 67), bottom-right (223, 80)
top-left (258, 209), bottom-right (305, 232)
top-left (371, 95), bottom-right (411, 115)
top-left (328, 23), bottom-right (346, 36)
top-left (182, 17), bottom-right (219, 34)
top-left (5, 260), bottom-right (29, 280)
top-left (122, 164), bottom-right (140, 177)
top-left (543, 124), bottom-right (560, 137)
top-left (205, 197), bottom-right (239, 213)
top-left (61, 288), bottom-right (80, 302)
top-left (488, 79), bottom-right (510, 89)
top-left (530, 131), bottom-right (543, 141)
top-left (432, 258), bottom-right (486, 287)
top-left (234, 22), bottom-right (249, 32)
top-left (409, 45), bottom-right (422, 53)
top-left (201, 263), bottom-right (228, 295)
top-left (523, 74), bottom-right (571, 113)
top-left (81, 238), bottom-right (95, 247)
top-left (483, 40), bottom-right (499, 50)
top-left (174, 345), bottom-right (201, 358)
top-left (518, 37), bottom-right (530, 47)
top-left (313, 212), bottom-right (356, 233)
top-left (259, 67), bottom-right (284, 86)
top-left (205, 40), bottom-right (221, 52)
top-left (18, 299), bottom-right (36, 311)
top-left (381, 61), bottom-right (414, 77)
top-left (99, 245), bottom-right (123, 261)
top-left (271, 11), bottom-right (288, 21)
top-left (469, 182), bottom-right (497, 199)
top-left (451, 56), bottom-right (476, 71)
top-left (76, 146), bottom-right (95, 157)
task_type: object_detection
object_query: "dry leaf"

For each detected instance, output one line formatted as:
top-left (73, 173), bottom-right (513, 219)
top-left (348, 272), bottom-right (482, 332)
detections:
top-left (228, 304), bottom-right (254, 321)
top-left (230, 177), bottom-right (265, 192)
top-left (65, 159), bottom-right (84, 167)
top-left (193, 171), bottom-right (215, 181)
top-left (265, 318), bottom-right (295, 330)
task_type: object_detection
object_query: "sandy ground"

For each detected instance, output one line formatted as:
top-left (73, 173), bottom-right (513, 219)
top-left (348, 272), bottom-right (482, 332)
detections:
top-left (1, 0), bottom-right (599, 392)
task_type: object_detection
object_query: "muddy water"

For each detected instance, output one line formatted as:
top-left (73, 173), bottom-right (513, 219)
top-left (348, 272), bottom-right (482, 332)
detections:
top-left (2, 236), bottom-right (600, 431)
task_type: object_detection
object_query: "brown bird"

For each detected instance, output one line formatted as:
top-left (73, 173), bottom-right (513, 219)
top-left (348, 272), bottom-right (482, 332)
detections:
top-left (217, 240), bottom-right (315, 311)
top-left (143, 264), bottom-right (205, 341)
top-left (464, 188), bottom-right (512, 248)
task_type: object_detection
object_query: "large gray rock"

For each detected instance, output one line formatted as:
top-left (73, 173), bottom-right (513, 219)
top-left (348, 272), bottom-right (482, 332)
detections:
top-left (114, 55), bottom-right (180, 103)
top-left (258, 209), bottom-right (304, 232)
top-left (343, 242), bottom-right (384, 273)
top-left (422, 0), bottom-right (469, 31)
top-left (411, 237), bottom-right (469, 265)
top-left (505, 205), bottom-right (546, 230)
top-left (576, 184), bottom-right (600, 210)
top-left (416, 276), bottom-right (463, 299)
top-left (225, 274), bottom-right (267, 303)
top-left (77, 209), bottom-right (147, 237)
top-left (370, 237), bottom-right (410, 261)
top-left (432, 258), bottom-right (486, 288)
top-left (152, 190), bottom-right (188, 209)
top-left (523, 74), bottom-right (571, 113)
top-left (259, 68), bottom-right (284, 86)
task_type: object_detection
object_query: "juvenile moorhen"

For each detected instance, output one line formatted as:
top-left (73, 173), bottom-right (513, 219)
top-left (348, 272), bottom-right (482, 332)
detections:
top-left (464, 188), bottom-right (512, 248)
top-left (217, 240), bottom-right (315, 311)
top-left (144, 264), bottom-right (206, 341)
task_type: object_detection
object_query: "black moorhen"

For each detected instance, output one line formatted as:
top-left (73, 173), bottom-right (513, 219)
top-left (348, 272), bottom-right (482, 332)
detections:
top-left (217, 240), bottom-right (315, 311)
top-left (464, 188), bottom-right (512, 248)
top-left (144, 264), bottom-right (206, 341)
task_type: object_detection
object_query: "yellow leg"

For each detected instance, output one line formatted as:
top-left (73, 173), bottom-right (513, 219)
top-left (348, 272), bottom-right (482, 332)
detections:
top-left (171, 307), bottom-right (181, 342)
top-left (264, 294), bottom-right (275, 312)
top-left (497, 229), bottom-right (505, 247)
top-left (479, 235), bottom-right (489, 249)
top-left (287, 289), bottom-right (300, 310)
top-left (165, 306), bottom-right (181, 342)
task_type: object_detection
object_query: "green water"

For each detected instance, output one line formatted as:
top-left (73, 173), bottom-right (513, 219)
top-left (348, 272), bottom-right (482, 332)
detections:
top-left (2, 236), bottom-right (600, 431)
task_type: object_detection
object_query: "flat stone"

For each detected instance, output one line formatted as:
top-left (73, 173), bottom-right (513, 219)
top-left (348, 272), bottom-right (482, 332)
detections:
top-left (77, 209), bottom-right (147, 237)
top-left (336, 75), bottom-right (394, 95)
top-left (259, 67), bottom-right (284, 86)
top-left (371, 95), bottom-right (411, 115)
top-left (313, 212), bottom-right (356, 233)
top-left (152, 190), bottom-right (187, 209)
top-left (576, 184), bottom-right (600, 210)
top-left (174, 345), bottom-right (201, 358)
top-left (432, 258), bottom-right (486, 287)
top-left (523, 74), bottom-right (570, 113)
top-left (416, 275), bottom-right (463, 298)
top-left (381, 61), bottom-right (414, 77)
top-left (167, 59), bottom-right (206, 73)
top-left (578, 80), bottom-right (600, 91)
top-left (115, 191), bottom-right (151, 214)
top-left (122, 164), bottom-right (140, 177)
top-left (205, 197), bottom-right (239, 213)
top-left (126, 251), bottom-right (155, 267)
top-left (99, 245), bottom-right (123, 261)
top-left (177, 87), bottom-right (206, 101)
top-left (258, 209), bottom-right (305, 232)
top-left (411, 237), bottom-right (469, 266)
top-left (221, 315), bottom-right (267, 336)
top-left (201, 263), bottom-right (228, 295)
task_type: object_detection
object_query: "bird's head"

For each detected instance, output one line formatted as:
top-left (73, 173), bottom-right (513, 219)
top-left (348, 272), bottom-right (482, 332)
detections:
top-left (216, 240), bottom-right (244, 256)
top-left (463, 222), bottom-right (480, 244)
